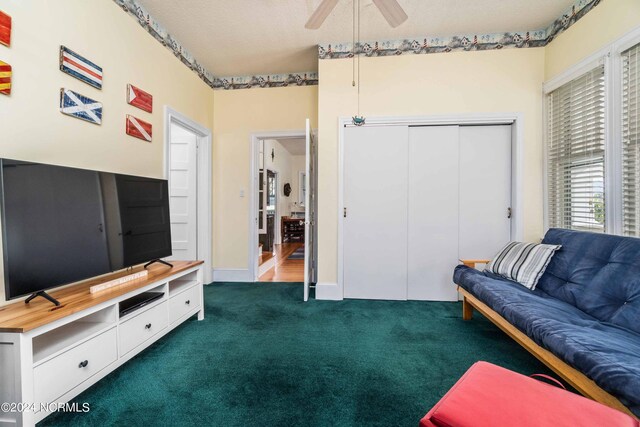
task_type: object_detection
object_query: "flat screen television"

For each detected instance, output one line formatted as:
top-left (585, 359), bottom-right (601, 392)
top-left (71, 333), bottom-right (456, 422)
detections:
top-left (0, 159), bottom-right (172, 304)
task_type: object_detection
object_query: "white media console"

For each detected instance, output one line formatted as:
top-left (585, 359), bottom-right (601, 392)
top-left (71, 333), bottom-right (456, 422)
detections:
top-left (0, 261), bottom-right (204, 427)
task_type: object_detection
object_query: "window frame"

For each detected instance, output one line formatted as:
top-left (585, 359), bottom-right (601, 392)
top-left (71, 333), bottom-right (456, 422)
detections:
top-left (543, 25), bottom-right (640, 236)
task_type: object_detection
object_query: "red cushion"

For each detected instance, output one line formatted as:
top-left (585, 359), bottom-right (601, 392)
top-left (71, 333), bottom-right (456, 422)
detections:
top-left (419, 361), bottom-right (639, 427)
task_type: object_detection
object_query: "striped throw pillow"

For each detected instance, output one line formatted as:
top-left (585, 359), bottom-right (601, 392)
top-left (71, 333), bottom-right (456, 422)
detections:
top-left (485, 242), bottom-right (561, 290)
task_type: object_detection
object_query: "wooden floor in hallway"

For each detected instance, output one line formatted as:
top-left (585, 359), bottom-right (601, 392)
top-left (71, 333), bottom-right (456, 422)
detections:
top-left (259, 242), bottom-right (304, 282)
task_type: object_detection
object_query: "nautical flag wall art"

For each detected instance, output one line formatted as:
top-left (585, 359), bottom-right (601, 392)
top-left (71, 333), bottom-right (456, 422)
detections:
top-left (0, 11), bottom-right (10, 47)
top-left (126, 115), bottom-right (152, 142)
top-left (0, 60), bottom-right (11, 95)
top-left (127, 84), bottom-right (153, 113)
top-left (59, 46), bottom-right (103, 90)
top-left (60, 88), bottom-right (102, 125)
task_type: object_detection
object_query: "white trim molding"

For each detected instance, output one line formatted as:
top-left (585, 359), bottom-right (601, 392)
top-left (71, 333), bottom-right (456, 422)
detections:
top-left (335, 113), bottom-right (525, 301)
top-left (315, 282), bottom-right (342, 301)
top-left (212, 268), bottom-right (253, 282)
top-left (164, 106), bottom-right (213, 284)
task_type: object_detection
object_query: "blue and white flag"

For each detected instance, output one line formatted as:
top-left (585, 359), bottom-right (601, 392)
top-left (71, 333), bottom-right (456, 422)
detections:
top-left (59, 46), bottom-right (103, 90)
top-left (60, 88), bottom-right (102, 125)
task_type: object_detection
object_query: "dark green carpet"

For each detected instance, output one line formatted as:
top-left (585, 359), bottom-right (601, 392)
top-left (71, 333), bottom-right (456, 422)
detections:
top-left (40, 283), bottom-right (552, 427)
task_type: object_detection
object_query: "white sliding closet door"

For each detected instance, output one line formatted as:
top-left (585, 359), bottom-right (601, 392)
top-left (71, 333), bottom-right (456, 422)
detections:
top-left (343, 126), bottom-right (409, 300)
top-left (459, 125), bottom-right (512, 260)
top-left (408, 126), bottom-right (460, 301)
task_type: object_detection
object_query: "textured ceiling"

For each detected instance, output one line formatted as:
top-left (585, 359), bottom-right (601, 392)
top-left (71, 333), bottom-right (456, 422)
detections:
top-left (137, 0), bottom-right (576, 76)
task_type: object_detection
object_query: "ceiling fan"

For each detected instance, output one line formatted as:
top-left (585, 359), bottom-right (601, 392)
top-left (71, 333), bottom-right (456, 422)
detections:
top-left (305, 0), bottom-right (408, 29)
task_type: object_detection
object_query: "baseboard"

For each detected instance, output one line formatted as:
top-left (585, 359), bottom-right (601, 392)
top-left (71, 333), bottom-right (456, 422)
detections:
top-left (258, 257), bottom-right (275, 277)
top-left (315, 282), bottom-right (343, 300)
top-left (212, 268), bottom-right (253, 282)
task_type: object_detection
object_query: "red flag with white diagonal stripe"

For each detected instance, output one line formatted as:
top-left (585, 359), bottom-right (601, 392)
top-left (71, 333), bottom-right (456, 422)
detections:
top-left (126, 115), bottom-right (152, 142)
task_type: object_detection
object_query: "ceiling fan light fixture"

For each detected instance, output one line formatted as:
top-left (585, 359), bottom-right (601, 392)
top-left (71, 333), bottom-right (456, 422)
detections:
top-left (372, 0), bottom-right (408, 28)
top-left (352, 115), bottom-right (366, 126)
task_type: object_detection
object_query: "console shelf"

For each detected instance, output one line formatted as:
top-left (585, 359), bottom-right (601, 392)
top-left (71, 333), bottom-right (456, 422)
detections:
top-left (32, 306), bottom-right (117, 366)
top-left (169, 279), bottom-right (199, 296)
top-left (0, 260), bottom-right (205, 427)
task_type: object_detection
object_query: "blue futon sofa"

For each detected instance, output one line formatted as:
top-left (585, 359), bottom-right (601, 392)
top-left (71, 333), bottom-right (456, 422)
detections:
top-left (454, 228), bottom-right (640, 418)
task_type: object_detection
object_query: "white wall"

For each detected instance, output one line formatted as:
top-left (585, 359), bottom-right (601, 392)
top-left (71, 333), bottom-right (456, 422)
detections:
top-left (317, 48), bottom-right (546, 290)
top-left (212, 87), bottom-right (318, 270)
top-left (544, 0), bottom-right (640, 80)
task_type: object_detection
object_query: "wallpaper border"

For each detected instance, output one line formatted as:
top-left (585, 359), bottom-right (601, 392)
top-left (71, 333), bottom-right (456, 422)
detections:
top-left (113, 0), bottom-right (600, 90)
top-left (318, 0), bottom-right (601, 59)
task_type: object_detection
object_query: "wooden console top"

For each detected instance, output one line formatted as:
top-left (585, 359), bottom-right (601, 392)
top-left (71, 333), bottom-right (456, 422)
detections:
top-left (0, 260), bottom-right (203, 333)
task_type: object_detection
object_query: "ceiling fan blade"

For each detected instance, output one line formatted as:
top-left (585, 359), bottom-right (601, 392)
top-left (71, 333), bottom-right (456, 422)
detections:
top-left (305, 0), bottom-right (340, 29)
top-left (372, 0), bottom-right (408, 28)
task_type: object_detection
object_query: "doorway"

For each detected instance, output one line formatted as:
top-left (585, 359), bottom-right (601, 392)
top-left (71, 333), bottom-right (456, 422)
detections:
top-left (250, 128), bottom-right (317, 289)
top-left (164, 107), bottom-right (212, 284)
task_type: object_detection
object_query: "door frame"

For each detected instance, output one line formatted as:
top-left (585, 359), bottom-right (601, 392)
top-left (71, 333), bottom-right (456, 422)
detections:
top-left (164, 106), bottom-right (213, 284)
top-left (336, 113), bottom-right (524, 300)
top-left (249, 130), bottom-right (306, 281)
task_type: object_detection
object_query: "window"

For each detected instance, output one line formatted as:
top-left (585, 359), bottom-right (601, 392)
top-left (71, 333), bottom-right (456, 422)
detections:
top-left (546, 65), bottom-right (606, 232)
top-left (622, 42), bottom-right (640, 236)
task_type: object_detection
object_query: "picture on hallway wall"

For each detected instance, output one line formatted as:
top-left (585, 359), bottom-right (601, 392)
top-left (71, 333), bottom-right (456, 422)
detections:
top-left (127, 84), bottom-right (153, 113)
top-left (59, 46), bottom-right (103, 90)
top-left (0, 60), bottom-right (11, 95)
top-left (126, 114), bottom-right (152, 142)
top-left (59, 88), bottom-right (102, 125)
top-left (0, 11), bottom-right (11, 47)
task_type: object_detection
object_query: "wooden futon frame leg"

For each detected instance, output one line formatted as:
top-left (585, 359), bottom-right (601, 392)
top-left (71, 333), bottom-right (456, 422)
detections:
top-left (459, 259), bottom-right (489, 321)
top-left (462, 296), bottom-right (473, 320)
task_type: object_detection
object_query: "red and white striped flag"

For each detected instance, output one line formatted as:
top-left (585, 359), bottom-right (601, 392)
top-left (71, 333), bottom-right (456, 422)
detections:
top-left (59, 46), bottom-right (103, 90)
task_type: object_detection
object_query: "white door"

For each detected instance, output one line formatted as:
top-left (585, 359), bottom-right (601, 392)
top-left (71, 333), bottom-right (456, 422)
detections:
top-left (408, 126), bottom-right (460, 301)
top-left (459, 125), bottom-right (512, 260)
top-left (343, 125), bottom-right (409, 300)
top-left (168, 122), bottom-right (198, 260)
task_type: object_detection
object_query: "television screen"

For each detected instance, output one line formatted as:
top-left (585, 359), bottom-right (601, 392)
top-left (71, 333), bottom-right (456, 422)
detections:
top-left (0, 159), bottom-right (172, 300)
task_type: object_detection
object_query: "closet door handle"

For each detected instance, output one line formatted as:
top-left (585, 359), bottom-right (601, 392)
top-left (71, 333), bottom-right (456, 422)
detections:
top-left (78, 360), bottom-right (89, 368)
top-left (145, 323), bottom-right (152, 329)
top-left (185, 300), bottom-right (190, 305)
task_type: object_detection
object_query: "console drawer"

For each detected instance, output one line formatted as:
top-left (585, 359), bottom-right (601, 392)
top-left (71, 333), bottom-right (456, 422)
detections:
top-left (34, 327), bottom-right (117, 404)
top-left (119, 302), bottom-right (168, 356)
top-left (169, 285), bottom-right (200, 324)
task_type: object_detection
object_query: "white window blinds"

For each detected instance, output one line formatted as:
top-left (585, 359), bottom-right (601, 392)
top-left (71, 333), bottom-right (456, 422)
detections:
top-left (623, 42), bottom-right (640, 237)
top-left (547, 65), bottom-right (606, 232)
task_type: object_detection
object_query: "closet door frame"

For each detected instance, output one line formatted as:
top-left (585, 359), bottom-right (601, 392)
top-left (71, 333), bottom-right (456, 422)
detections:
top-left (332, 113), bottom-right (524, 301)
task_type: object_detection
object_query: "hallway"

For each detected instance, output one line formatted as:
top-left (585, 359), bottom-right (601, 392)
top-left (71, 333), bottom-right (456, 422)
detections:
top-left (259, 243), bottom-right (304, 282)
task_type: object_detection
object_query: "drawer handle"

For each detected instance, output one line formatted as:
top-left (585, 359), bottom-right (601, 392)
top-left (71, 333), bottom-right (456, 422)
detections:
top-left (145, 323), bottom-right (152, 329)
top-left (185, 300), bottom-right (190, 305)
top-left (78, 360), bottom-right (89, 368)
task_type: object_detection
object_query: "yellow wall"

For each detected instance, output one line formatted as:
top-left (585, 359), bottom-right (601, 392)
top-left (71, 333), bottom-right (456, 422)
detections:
top-left (545, 0), bottom-right (640, 79)
top-left (0, 0), bottom-right (213, 304)
top-left (317, 49), bottom-right (546, 285)
top-left (212, 86), bottom-right (318, 270)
